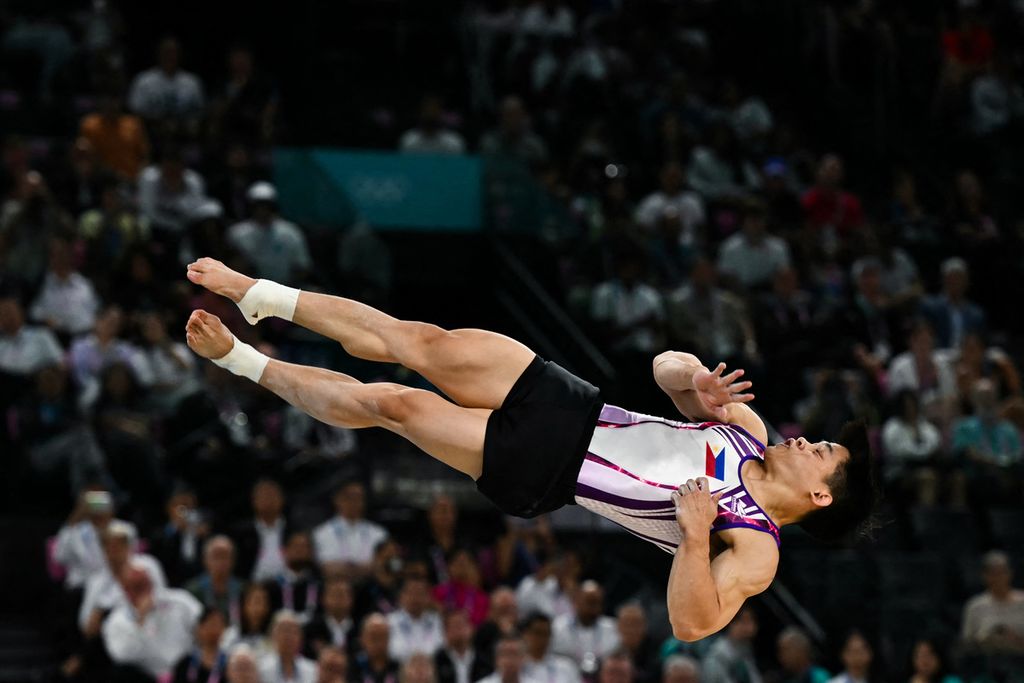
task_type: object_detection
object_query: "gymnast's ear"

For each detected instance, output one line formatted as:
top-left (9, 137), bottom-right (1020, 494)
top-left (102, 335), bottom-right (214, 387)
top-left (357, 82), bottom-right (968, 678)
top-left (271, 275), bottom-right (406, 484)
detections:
top-left (810, 489), bottom-right (833, 508)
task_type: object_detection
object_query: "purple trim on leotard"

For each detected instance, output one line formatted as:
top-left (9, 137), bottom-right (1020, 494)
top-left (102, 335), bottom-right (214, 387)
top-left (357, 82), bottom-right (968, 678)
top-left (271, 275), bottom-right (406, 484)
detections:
top-left (574, 482), bottom-right (676, 511)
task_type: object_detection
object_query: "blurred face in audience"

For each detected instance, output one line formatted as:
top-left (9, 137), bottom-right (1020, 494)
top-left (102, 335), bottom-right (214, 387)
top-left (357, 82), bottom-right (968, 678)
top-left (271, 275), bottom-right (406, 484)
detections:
top-left (95, 306), bottom-right (124, 342)
top-left (158, 38), bottom-right (180, 73)
top-left (119, 565), bottom-right (153, 608)
top-left (243, 585), bottom-right (270, 630)
top-left (429, 495), bottom-right (456, 537)
top-left (663, 661), bottom-right (699, 683)
top-left (448, 550), bottom-right (478, 586)
top-left (575, 582), bottom-right (604, 626)
top-left (361, 615), bottom-right (390, 660)
top-left (197, 610), bottom-right (227, 648)
top-left (36, 365), bottom-right (68, 401)
top-left (167, 490), bottom-right (197, 528)
top-left (273, 617), bottom-right (303, 658)
top-left (323, 579), bottom-right (353, 619)
top-left (335, 483), bottom-right (366, 520)
top-left (227, 652), bottom-right (259, 683)
top-left (444, 611), bottom-right (473, 652)
top-left (252, 480), bottom-right (284, 520)
top-left (229, 48), bottom-right (253, 80)
top-left (317, 647), bottom-right (348, 683)
top-left (777, 632), bottom-right (812, 673)
top-left (495, 638), bottom-right (525, 676)
top-left (205, 538), bottom-right (234, 580)
top-left (659, 163), bottom-right (684, 194)
top-left (489, 588), bottom-right (517, 625)
top-left (599, 656), bottom-right (633, 683)
top-left (522, 617), bottom-right (551, 660)
top-left (103, 534), bottom-right (132, 572)
top-left (617, 605), bottom-right (646, 650)
top-left (49, 239), bottom-right (74, 278)
top-left (400, 579), bottom-right (431, 617)
top-left (912, 640), bottom-right (940, 678)
top-left (401, 653), bottom-right (436, 683)
top-left (284, 532), bottom-right (313, 571)
top-left (841, 633), bottom-right (872, 675)
top-left (0, 298), bottom-right (24, 334)
top-left (727, 607), bottom-right (757, 642)
top-left (983, 554), bottom-right (1013, 596)
top-left (817, 154), bottom-right (843, 189)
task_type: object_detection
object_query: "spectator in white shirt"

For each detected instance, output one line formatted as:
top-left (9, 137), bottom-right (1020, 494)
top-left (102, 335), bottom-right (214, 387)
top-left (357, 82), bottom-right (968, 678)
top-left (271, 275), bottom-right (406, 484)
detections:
top-left (886, 320), bottom-right (958, 426)
top-left (881, 390), bottom-right (943, 504)
top-left (102, 561), bottom-right (202, 681)
top-left (29, 238), bottom-right (100, 337)
top-left (476, 635), bottom-right (541, 683)
top-left (961, 551), bottom-right (1024, 654)
top-left (127, 37), bottom-right (205, 130)
top-left (387, 577), bottom-right (444, 663)
top-left (260, 610), bottom-right (318, 683)
top-left (522, 612), bottom-right (581, 683)
top-left (53, 488), bottom-right (122, 590)
top-left (515, 549), bottom-right (579, 620)
top-left (551, 581), bottom-right (620, 667)
top-left (79, 521), bottom-right (167, 635)
top-left (232, 478), bottom-right (290, 582)
top-left (227, 182), bottom-right (312, 286)
top-left (313, 481), bottom-right (387, 576)
top-left (317, 646), bottom-right (349, 683)
top-left (67, 305), bottom-right (147, 407)
top-left (717, 200), bottom-right (792, 290)
top-left (400, 95), bottom-right (466, 155)
top-left (304, 576), bottom-right (355, 658)
top-left (634, 162), bottom-right (705, 245)
top-left (227, 646), bottom-right (262, 683)
top-left (0, 295), bottom-right (63, 378)
top-left (434, 609), bottom-right (492, 683)
top-left (137, 148), bottom-right (207, 235)
top-left (591, 249), bottom-right (665, 355)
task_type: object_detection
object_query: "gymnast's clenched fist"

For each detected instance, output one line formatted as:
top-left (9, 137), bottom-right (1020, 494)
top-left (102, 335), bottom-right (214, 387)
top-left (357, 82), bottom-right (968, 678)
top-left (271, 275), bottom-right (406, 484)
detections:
top-left (672, 477), bottom-right (723, 538)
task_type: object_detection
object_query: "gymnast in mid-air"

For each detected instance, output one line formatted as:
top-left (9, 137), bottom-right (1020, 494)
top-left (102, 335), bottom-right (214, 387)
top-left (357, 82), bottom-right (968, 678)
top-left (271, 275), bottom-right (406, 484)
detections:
top-left (183, 257), bottom-right (877, 641)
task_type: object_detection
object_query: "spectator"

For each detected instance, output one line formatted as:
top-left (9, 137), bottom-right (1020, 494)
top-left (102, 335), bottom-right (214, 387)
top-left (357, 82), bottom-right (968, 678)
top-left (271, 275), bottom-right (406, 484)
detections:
top-left (269, 531), bottom-right (322, 623)
top-left (598, 650), bottom-right (634, 683)
top-left (67, 305), bottom-right (145, 405)
top-left (79, 521), bottom-right (167, 635)
top-left (667, 258), bottom-right (758, 365)
top-left (663, 655), bottom-right (701, 683)
top-left (226, 181), bottom-right (311, 286)
top-left (633, 162), bottom-right (706, 245)
top-left (590, 247), bottom-right (666, 356)
top-left (479, 96), bottom-right (548, 168)
top-left (616, 604), bottom-right (657, 683)
top-left (222, 582), bottom-right (274, 656)
top-left (209, 46), bottom-right (277, 146)
top-left (521, 612), bottom-right (580, 683)
top-left (886, 321), bottom-right (958, 426)
top-left (152, 487), bottom-right (210, 586)
top-left (961, 551), bottom-right (1024, 654)
top-left (304, 576), bottom-right (355, 657)
top-left (551, 580), bottom-right (620, 667)
top-left (920, 258), bottom-right (987, 350)
top-left (433, 548), bottom-right (489, 627)
top-left (947, 170), bottom-right (999, 246)
top-left (839, 257), bottom-right (898, 380)
top-left (515, 549), bottom-right (579, 621)
top-left (701, 605), bottom-right (760, 683)
top-left (418, 494), bottom-right (462, 585)
top-left (171, 607), bottom-right (228, 683)
top-left (760, 158), bottom-right (803, 230)
top-left (648, 206), bottom-right (697, 289)
top-left (51, 137), bottom-right (106, 216)
top-left (800, 154), bottom-right (864, 252)
top-left (968, 61), bottom-right (1023, 137)
top-left (774, 627), bottom-right (829, 683)
top-left (231, 478), bottom-right (291, 582)
top-left (313, 481), bottom-right (388, 577)
top-left (952, 379), bottom-right (1022, 502)
top-left (102, 562), bottom-right (202, 682)
top-left (317, 646), bottom-right (349, 683)
top-left (686, 122), bottom-right (760, 202)
top-left (0, 294), bottom-right (63, 379)
top-left (186, 536), bottom-right (245, 628)
top-left (127, 37), bottom-right (205, 131)
top-left (226, 646), bottom-right (262, 683)
top-left (79, 92), bottom-right (150, 180)
top-left (136, 147), bottom-right (207, 236)
top-left (259, 610), bottom-right (318, 683)
top-left (387, 576), bottom-right (444, 663)
top-left (881, 391), bottom-right (943, 505)
top-left (0, 171), bottom-right (72, 287)
top-left (137, 311), bottom-right (197, 396)
top-left (435, 609), bottom-right (491, 683)
top-left (351, 613), bottom-right (401, 683)
top-left (476, 635), bottom-right (537, 683)
top-left (400, 652), bottom-right (438, 683)
top-left (53, 488), bottom-right (123, 590)
top-left (716, 199), bottom-right (792, 290)
top-left (518, 0), bottom-right (575, 38)
top-left (827, 630), bottom-right (876, 683)
top-left (474, 588), bottom-right (520, 660)
top-left (399, 95), bottom-right (466, 155)
top-left (906, 638), bottom-right (962, 683)
top-left (77, 179), bottom-right (148, 281)
top-left (353, 539), bottom-right (403, 622)
top-left (29, 237), bottom-right (100, 338)
top-left (889, 171), bottom-right (939, 247)
top-left (953, 333), bottom-right (1021, 404)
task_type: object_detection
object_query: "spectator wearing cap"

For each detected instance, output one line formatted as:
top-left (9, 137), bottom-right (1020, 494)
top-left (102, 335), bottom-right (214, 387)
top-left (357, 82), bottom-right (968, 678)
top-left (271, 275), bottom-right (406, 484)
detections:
top-left (171, 607), bottom-right (228, 683)
top-left (0, 294), bottom-right (63, 379)
top-left (28, 237), bottom-right (100, 338)
top-left (127, 37), bottom-right (205, 131)
top-left (226, 181), bottom-right (312, 286)
top-left (186, 536), bottom-right (246, 628)
top-left (961, 551), bottom-right (1024, 654)
top-left (919, 258), bottom-right (987, 350)
top-left (551, 581), bottom-right (620, 667)
top-left (314, 481), bottom-right (388, 578)
top-left (79, 93), bottom-right (150, 180)
top-left (634, 162), bottom-right (705, 245)
top-left (137, 147), bottom-right (207, 235)
top-left (399, 95), bottom-right (467, 155)
top-left (103, 561), bottom-right (203, 682)
top-left (260, 610), bottom-right (318, 683)
top-left (716, 200), bottom-right (792, 290)
top-left (53, 488), bottom-right (127, 590)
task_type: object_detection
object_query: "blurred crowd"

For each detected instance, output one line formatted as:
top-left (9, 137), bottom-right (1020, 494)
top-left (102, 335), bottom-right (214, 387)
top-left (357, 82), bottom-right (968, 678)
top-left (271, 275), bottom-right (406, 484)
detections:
top-left (2, 0), bottom-right (1024, 682)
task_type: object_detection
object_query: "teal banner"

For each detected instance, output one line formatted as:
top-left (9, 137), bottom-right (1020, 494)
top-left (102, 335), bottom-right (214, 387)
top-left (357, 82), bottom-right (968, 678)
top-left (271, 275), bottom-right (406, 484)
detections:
top-left (273, 148), bottom-right (482, 231)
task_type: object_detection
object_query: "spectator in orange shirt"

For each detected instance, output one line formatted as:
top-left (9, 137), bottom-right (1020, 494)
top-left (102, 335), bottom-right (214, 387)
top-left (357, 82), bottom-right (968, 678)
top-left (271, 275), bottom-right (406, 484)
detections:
top-left (79, 93), bottom-right (150, 181)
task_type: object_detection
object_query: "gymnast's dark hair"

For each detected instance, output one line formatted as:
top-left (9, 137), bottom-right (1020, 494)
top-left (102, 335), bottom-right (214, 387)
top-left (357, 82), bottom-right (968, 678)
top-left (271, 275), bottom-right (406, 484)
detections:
top-left (798, 420), bottom-right (880, 543)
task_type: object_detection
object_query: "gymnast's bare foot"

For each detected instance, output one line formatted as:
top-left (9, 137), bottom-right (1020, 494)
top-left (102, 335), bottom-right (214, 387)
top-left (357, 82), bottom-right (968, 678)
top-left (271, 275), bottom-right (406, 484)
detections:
top-left (185, 310), bottom-right (234, 360)
top-left (186, 257), bottom-right (256, 304)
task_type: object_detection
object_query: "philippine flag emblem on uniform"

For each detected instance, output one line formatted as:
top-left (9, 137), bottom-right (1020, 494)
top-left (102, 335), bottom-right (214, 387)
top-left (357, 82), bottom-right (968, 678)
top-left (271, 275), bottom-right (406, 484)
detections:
top-left (705, 443), bottom-right (726, 480)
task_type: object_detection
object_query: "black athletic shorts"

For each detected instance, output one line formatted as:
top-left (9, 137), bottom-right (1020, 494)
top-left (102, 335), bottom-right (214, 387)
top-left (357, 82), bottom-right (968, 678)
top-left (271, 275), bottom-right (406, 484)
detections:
top-left (476, 355), bottom-right (603, 518)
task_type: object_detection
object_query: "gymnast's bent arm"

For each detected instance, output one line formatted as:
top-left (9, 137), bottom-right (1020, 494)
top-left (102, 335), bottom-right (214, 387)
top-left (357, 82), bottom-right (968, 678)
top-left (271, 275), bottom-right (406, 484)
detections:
top-left (653, 350), bottom-right (767, 444)
top-left (667, 477), bottom-right (778, 641)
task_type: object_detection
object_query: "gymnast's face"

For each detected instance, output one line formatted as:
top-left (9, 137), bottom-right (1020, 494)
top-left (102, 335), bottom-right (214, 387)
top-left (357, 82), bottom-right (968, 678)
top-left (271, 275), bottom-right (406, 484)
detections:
top-left (764, 437), bottom-right (848, 508)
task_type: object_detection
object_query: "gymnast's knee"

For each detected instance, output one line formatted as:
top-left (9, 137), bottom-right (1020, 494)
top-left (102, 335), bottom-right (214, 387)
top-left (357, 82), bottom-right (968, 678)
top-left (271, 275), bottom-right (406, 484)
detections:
top-left (369, 384), bottom-right (424, 427)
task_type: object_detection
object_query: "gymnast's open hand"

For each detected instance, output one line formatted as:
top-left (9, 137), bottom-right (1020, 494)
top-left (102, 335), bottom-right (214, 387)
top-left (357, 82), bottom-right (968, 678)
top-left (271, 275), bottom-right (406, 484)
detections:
top-left (692, 362), bottom-right (754, 421)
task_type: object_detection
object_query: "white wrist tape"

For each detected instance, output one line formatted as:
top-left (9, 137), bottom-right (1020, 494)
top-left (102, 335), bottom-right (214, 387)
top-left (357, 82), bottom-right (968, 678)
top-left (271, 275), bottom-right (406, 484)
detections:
top-left (236, 279), bottom-right (300, 325)
top-left (211, 336), bottom-right (269, 383)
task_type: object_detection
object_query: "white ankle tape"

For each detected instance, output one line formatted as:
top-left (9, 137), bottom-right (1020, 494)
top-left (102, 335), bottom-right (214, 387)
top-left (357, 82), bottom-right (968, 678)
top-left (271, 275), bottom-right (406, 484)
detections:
top-left (211, 336), bottom-right (269, 383)
top-left (236, 280), bottom-right (300, 325)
